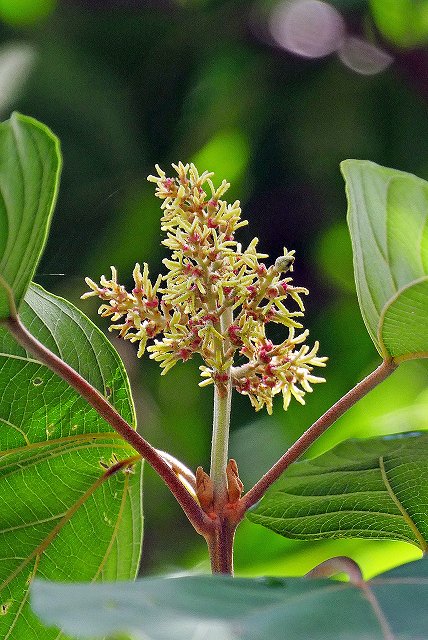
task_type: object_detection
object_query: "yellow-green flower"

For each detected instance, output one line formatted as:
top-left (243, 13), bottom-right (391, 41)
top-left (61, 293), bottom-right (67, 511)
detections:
top-left (82, 162), bottom-right (327, 413)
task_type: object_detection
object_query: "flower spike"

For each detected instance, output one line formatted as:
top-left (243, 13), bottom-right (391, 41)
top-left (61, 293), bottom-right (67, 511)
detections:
top-left (83, 163), bottom-right (327, 412)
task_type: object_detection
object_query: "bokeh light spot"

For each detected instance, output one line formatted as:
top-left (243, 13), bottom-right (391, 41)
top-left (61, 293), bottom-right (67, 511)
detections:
top-left (0, 43), bottom-right (35, 115)
top-left (0, 0), bottom-right (56, 26)
top-left (338, 36), bottom-right (393, 76)
top-left (270, 0), bottom-right (346, 59)
top-left (192, 130), bottom-right (250, 184)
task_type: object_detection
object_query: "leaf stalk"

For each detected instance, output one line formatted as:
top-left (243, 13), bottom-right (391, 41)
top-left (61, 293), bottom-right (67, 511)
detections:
top-left (241, 358), bottom-right (398, 512)
top-left (3, 314), bottom-right (214, 537)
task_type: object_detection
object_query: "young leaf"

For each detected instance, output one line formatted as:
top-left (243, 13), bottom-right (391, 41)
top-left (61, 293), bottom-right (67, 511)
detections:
top-left (0, 112), bottom-right (61, 319)
top-left (341, 160), bottom-right (428, 362)
top-left (31, 556), bottom-right (428, 639)
top-left (247, 432), bottom-right (428, 551)
top-left (0, 284), bottom-right (143, 639)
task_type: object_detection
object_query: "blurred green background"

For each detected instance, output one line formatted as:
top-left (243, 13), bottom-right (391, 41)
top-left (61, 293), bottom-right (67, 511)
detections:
top-left (1, 0), bottom-right (428, 579)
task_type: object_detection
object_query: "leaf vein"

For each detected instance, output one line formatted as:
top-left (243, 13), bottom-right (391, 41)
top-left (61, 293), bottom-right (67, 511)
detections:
top-left (379, 456), bottom-right (427, 552)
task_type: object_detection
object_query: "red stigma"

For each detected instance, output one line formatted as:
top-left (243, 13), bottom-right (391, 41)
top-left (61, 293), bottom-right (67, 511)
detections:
top-left (145, 299), bottom-right (158, 308)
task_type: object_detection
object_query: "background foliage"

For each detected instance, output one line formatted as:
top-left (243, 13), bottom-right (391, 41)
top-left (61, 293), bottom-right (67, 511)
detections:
top-left (1, 0), bottom-right (427, 579)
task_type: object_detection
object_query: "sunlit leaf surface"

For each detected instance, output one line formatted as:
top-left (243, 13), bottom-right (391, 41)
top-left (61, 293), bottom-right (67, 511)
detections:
top-left (341, 160), bottom-right (428, 361)
top-left (248, 432), bottom-right (428, 551)
top-left (0, 113), bottom-right (61, 319)
top-left (0, 284), bottom-right (143, 639)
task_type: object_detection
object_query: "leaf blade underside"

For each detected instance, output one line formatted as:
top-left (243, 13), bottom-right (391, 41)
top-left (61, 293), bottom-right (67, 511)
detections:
top-left (0, 284), bottom-right (143, 639)
top-left (31, 556), bottom-right (428, 640)
top-left (247, 433), bottom-right (428, 551)
top-left (341, 160), bottom-right (428, 361)
top-left (0, 112), bottom-right (61, 319)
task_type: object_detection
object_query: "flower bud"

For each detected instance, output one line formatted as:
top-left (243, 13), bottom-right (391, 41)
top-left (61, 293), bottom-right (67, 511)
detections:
top-left (275, 252), bottom-right (295, 273)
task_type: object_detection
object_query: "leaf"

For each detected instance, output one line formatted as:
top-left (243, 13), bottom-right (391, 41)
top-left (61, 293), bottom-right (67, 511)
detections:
top-left (234, 374), bottom-right (428, 580)
top-left (31, 556), bottom-right (428, 639)
top-left (341, 159), bottom-right (428, 362)
top-left (247, 432), bottom-right (428, 552)
top-left (0, 112), bottom-right (61, 319)
top-left (0, 283), bottom-right (143, 639)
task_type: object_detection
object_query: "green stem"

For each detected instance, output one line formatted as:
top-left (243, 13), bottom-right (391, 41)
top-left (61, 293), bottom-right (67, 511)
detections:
top-left (210, 306), bottom-right (233, 508)
top-left (210, 378), bottom-right (232, 506)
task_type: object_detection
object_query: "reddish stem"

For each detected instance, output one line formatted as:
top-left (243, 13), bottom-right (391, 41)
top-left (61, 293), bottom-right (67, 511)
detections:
top-left (205, 518), bottom-right (237, 574)
top-left (241, 359), bottom-right (397, 512)
top-left (4, 315), bottom-right (213, 537)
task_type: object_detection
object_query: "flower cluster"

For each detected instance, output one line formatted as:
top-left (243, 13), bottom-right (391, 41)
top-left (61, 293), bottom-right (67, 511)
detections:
top-left (82, 163), bottom-right (326, 413)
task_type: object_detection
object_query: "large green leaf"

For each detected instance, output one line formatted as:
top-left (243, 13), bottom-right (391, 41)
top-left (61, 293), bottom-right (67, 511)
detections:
top-left (341, 160), bottom-right (428, 362)
top-left (247, 432), bottom-right (428, 552)
top-left (0, 112), bottom-right (61, 319)
top-left (0, 283), bottom-right (143, 639)
top-left (31, 556), bottom-right (428, 639)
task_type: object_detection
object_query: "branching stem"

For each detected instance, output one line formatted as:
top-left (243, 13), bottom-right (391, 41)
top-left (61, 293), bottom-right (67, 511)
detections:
top-left (1, 284), bottom-right (399, 576)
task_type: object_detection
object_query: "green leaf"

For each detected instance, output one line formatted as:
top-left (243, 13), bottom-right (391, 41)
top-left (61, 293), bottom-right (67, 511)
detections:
top-left (236, 383), bottom-right (428, 579)
top-left (341, 160), bottom-right (428, 361)
top-left (235, 519), bottom-right (421, 581)
top-left (247, 432), bottom-right (428, 552)
top-left (31, 556), bottom-right (428, 639)
top-left (0, 112), bottom-right (61, 319)
top-left (0, 283), bottom-right (143, 639)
